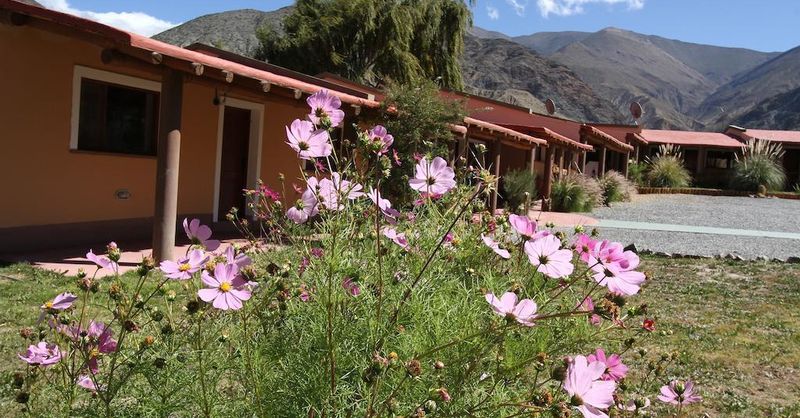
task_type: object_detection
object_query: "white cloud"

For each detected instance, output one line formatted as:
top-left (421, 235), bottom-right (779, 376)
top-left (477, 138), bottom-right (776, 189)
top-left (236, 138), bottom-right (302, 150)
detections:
top-left (506, 0), bottom-right (529, 16)
top-left (486, 5), bottom-right (500, 20)
top-left (537, 0), bottom-right (645, 17)
top-left (39, 0), bottom-right (178, 36)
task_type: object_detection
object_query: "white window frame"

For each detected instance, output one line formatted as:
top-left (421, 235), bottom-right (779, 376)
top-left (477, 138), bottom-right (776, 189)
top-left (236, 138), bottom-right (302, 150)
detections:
top-left (212, 97), bottom-right (265, 222)
top-left (70, 65), bottom-right (161, 151)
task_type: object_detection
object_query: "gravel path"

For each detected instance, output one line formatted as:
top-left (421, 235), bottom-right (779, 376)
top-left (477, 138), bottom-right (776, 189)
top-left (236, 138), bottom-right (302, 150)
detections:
top-left (590, 194), bottom-right (800, 233)
top-left (584, 194), bottom-right (800, 260)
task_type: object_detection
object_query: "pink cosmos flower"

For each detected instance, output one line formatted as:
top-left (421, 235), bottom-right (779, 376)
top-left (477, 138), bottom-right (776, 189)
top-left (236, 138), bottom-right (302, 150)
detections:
top-left (368, 187), bottom-right (401, 220)
top-left (368, 125), bottom-right (394, 155)
top-left (18, 342), bottom-right (62, 366)
top-left (443, 232), bottom-right (454, 244)
top-left (382, 227), bottom-right (409, 250)
top-left (642, 318), bottom-right (656, 332)
top-left (392, 149), bottom-right (402, 166)
top-left (588, 242), bottom-right (645, 295)
top-left (658, 380), bottom-right (702, 405)
top-left (287, 183), bottom-right (320, 224)
top-left (579, 297), bottom-right (602, 326)
top-left (286, 119), bottom-right (332, 160)
top-left (508, 214), bottom-right (549, 241)
top-left (342, 277), bottom-right (361, 296)
top-left (77, 375), bottom-right (102, 393)
top-left (86, 250), bottom-right (118, 273)
top-left (574, 234), bottom-right (598, 263)
top-left (408, 157), bottom-right (456, 195)
top-left (484, 292), bottom-right (537, 326)
top-left (42, 292), bottom-right (77, 311)
top-left (619, 397), bottom-right (650, 412)
top-left (225, 246), bottom-right (252, 268)
top-left (563, 355), bottom-right (617, 418)
top-left (307, 89), bottom-right (345, 127)
top-left (198, 263), bottom-right (251, 310)
top-left (319, 172), bottom-right (364, 210)
top-left (183, 218), bottom-right (221, 251)
top-left (481, 234), bottom-right (510, 259)
top-left (310, 247), bottom-right (324, 258)
top-left (159, 249), bottom-right (209, 280)
top-left (524, 235), bottom-right (575, 279)
top-left (587, 348), bottom-right (628, 382)
top-left (60, 321), bottom-right (117, 374)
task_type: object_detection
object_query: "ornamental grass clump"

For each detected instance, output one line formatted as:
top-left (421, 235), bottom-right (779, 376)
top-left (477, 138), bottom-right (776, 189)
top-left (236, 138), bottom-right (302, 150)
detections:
top-left (646, 145), bottom-right (691, 188)
top-left (730, 139), bottom-right (786, 192)
top-left (599, 170), bottom-right (637, 205)
top-left (551, 173), bottom-right (603, 212)
top-left (10, 90), bottom-right (699, 418)
top-left (502, 169), bottom-right (537, 214)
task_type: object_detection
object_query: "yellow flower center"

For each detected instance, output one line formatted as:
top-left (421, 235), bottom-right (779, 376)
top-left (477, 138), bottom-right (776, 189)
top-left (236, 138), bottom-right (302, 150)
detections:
top-left (219, 282), bottom-right (232, 293)
top-left (89, 348), bottom-right (100, 358)
top-left (45, 301), bottom-right (54, 309)
top-left (178, 263), bottom-right (191, 272)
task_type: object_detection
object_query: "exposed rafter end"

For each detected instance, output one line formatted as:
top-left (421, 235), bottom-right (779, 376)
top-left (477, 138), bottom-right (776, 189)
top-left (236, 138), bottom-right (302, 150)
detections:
top-left (191, 62), bottom-right (204, 76)
top-left (260, 81), bottom-right (272, 93)
top-left (150, 51), bottom-right (163, 65)
top-left (351, 105), bottom-right (361, 116)
top-left (221, 70), bottom-right (234, 83)
top-left (293, 89), bottom-right (303, 100)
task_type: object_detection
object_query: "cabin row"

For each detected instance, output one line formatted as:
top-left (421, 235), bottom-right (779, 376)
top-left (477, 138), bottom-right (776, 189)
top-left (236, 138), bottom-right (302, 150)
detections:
top-left (1, 0), bottom-right (797, 257)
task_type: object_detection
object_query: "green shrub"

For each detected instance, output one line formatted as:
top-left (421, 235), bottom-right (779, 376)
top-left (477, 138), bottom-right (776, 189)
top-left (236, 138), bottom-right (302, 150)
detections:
top-left (730, 139), bottom-right (786, 192)
top-left (551, 172), bottom-right (603, 212)
top-left (646, 154), bottom-right (691, 188)
top-left (627, 161), bottom-right (648, 186)
top-left (502, 169), bottom-right (537, 213)
top-left (599, 170), bottom-right (637, 205)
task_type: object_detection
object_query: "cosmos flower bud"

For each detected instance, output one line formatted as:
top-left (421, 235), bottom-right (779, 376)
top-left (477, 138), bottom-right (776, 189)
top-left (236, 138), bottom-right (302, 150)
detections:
top-left (437, 388), bottom-right (451, 402)
top-left (406, 359), bottom-right (422, 377)
top-left (434, 360), bottom-right (445, 370)
top-left (12, 372), bottom-right (24, 388)
top-left (19, 327), bottom-right (33, 339)
top-left (15, 391), bottom-right (29, 404)
top-left (551, 365), bottom-right (567, 381)
top-left (142, 335), bottom-right (155, 348)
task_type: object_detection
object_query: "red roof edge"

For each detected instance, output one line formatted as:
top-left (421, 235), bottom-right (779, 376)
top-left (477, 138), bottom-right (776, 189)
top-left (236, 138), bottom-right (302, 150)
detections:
top-left (580, 125), bottom-right (634, 152)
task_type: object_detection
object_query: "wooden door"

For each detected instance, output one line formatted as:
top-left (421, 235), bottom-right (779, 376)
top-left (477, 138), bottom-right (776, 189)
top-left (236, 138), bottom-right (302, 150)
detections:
top-left (218, 106), bottom-right (251, 217)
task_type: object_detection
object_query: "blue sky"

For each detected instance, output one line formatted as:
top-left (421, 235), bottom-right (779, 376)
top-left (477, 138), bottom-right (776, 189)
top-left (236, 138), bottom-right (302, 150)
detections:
top-left (40, 0), bottom-right (800, 52)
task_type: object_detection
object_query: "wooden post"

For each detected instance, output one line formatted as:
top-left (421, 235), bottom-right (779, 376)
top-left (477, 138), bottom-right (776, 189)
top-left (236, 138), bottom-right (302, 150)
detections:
top-left (455, 132), bottom-right (468, 167)
top-left (598, 146), bottom-right (607, 176)
top-left (491, 141), bottom-right (502, 214)
top-left (696, 149), bottom-right (705, 175)
top-left (542, 146), bottom-right (555, 211)
top-left (152, 70), bottom-right (183, 262)
top-left (634, 144), bottom-right (640, 163)
top-left (529, 147), bottom-right (537, 174)
top-left (623, 151), bottom-right (630, 177)
top-left (582, 147), bottom-right (588, 172)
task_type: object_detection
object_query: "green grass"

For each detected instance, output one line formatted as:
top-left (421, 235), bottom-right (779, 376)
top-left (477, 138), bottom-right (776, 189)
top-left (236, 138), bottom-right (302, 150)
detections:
top-left (1, 256), bottom-right (799, 416)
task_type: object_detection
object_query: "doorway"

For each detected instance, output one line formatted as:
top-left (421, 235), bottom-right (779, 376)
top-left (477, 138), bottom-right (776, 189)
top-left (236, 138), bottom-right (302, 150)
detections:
top-left (213, 98), bottom-right (264, 222)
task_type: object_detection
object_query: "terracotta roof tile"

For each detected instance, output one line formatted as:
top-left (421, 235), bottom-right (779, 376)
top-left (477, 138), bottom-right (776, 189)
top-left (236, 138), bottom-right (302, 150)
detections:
top-left (640, 130), bottom-right (744, 149)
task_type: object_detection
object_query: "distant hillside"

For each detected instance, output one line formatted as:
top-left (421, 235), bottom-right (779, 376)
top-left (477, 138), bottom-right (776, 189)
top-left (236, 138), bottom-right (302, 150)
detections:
top-left (698, 46), bottom-right (800, 125)
top-left (18, 0), bottom-right (42, 6)
top-left (461, 35), bottom-right (624, 123)
top-left (732, 86), bottom-right (800, 130)
top-left (467, 26), bottom-right (510, 40)
top-left (153, 8), bottom-right (292, 56)
top-left (512, 31), bottom-right (591, 55)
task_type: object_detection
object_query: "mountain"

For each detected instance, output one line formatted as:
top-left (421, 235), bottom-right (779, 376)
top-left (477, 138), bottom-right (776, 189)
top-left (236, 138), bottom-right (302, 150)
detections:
top-left (697, 46), bottom-right (800, 126)
top-left (461, 35), bottom-right (624, 123)
top-left (731, 85), bottom-right (800, 130)
top-left (512, 31), bottom-right (591, 55)
top-left (153, 7), bottom-right (292, 56)
top-left (18, 0), bottom-right (42, 6)
top-left (513, 27), bottom-right (779, 129)
top-left (153, 8), bottom-right (622, 123)
top-left (467, 26), bottom-right (510, 40)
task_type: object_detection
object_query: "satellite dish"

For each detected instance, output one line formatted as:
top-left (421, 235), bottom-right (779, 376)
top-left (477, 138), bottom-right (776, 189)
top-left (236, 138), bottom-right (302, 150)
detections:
top-left (545, 98), bottom-right (556, 115)
top-left (629, 101), bottom-right (643, 120)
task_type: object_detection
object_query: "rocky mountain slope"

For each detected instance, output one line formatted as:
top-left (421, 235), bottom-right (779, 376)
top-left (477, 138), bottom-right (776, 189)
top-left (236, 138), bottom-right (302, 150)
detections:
top-left (729, 85), bottom-right (800, 130)
top-left (461, 35), bottom-right (624, 123)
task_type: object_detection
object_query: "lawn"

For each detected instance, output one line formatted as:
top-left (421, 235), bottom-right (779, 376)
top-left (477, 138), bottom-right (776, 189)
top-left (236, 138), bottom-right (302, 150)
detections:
top-left (1, 256), bottom-right (798, 416)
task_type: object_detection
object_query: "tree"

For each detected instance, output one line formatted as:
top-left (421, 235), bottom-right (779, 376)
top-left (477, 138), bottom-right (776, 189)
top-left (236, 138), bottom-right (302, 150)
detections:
top-left (256, 0), bottom-right (473, 89)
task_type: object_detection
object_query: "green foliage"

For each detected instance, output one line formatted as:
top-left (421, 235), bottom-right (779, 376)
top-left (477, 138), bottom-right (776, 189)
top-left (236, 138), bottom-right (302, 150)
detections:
top-left (646, 155), bottom-right (691, 188)
top-left (627, 161), bottom-right (648, 187)
top-left (730, 139), bottom-right (786, 192)
top-left (256, 0), bottom-right (473, 89)
top-left (378, 80), bottom-right (466, 205)
top-left (551, 173), bottom-right (603, 212)
top-left (599, 170), bottom-right (637, 205)
top-left (501, 169), bottom-right (537, 213)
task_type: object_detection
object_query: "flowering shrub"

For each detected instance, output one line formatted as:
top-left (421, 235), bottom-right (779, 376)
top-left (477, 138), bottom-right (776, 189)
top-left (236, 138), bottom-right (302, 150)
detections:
top-left (10, 90), bottom-right (700, 417)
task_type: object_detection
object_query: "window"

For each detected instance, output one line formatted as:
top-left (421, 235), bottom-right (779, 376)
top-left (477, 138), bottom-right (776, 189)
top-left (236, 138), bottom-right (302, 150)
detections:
top-left (71, 67), bottom-right (161, 156)
top-left (706, 150), bottom-right (734, 169)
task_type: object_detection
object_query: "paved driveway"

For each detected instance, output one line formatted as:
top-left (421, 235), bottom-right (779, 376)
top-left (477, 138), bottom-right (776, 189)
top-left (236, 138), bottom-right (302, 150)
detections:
top-left (586, 194), bottom-right (800, 260)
